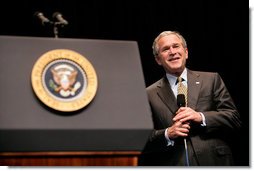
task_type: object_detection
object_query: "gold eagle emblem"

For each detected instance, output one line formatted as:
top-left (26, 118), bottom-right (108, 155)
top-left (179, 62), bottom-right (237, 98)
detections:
top-left (50, 64), bottom-right (81, 97)
top-left (31, 49), bottom-right (98, 112)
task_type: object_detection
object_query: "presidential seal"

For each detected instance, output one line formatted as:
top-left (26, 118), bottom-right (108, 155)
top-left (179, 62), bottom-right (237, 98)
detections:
top-left (31, 49), bottom-right (98, 112)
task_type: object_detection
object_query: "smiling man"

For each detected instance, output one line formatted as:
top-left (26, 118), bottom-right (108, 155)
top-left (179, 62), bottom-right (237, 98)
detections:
top-left (138, 31), bottom-right (242, 166)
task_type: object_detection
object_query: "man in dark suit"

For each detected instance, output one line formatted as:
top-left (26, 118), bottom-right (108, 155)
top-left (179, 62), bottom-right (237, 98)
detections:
top-left (138, 31), bottom-right (242, 166)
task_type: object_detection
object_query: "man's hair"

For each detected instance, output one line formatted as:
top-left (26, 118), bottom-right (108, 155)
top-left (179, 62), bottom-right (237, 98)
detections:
top-left (152, 31), bottom-right (187, 57)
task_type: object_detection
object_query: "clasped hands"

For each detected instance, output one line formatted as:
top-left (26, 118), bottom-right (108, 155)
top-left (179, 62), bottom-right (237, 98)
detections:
top-left (167, 107), bottom-right (202, 139)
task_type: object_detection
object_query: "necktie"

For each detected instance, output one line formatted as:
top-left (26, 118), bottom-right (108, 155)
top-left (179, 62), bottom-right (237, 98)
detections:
top-left (177, 77), bottom-right (190, 166)
top-left (177, 77), bottom-right (188, 106)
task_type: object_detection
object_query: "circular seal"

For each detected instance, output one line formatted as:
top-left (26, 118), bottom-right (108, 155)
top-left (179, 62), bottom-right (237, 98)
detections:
top-left (31, 49), bottom-right (98, 112)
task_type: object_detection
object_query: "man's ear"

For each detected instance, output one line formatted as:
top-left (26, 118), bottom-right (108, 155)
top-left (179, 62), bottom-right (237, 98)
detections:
top-left (155, 56), bottom-right (162, 65)
top-left (185, 48), bottom-right (188, 59)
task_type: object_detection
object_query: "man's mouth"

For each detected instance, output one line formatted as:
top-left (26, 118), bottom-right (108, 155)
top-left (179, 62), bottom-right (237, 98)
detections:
top-left (168, 57), bottom-right (180, 62)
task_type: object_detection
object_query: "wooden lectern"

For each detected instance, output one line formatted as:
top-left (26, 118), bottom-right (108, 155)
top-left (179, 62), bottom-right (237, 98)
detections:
top-left (0, 36), bottom-right (153, 166)
top-left (0, 151), bottom-right (140, 166)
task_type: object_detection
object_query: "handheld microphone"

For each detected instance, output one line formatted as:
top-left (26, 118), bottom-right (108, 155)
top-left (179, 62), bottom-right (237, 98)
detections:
top-left (177, 94), bottom-right (186, 107)
top-left (34, 12), bottom-right (52, 26)
top-left (52, 12), bottom-right (68, 25)
top-left (176, 93), bottom-right (189, 166)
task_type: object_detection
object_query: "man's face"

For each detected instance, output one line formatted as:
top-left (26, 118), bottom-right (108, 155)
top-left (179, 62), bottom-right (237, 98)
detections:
top-left (155, 34), bottom-right (188, 76)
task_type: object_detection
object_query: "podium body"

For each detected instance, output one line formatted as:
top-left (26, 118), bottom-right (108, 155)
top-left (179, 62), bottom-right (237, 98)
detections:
top-left (0, 36), bottom-right (153, 166)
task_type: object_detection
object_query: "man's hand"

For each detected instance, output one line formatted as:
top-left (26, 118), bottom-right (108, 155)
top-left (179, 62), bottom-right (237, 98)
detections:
top-left (167, 120), bottom-right (190, 139)
top-left (167, 107), bottom-right (203, 139)
top-left (173, 107), bottom-right (202, 124)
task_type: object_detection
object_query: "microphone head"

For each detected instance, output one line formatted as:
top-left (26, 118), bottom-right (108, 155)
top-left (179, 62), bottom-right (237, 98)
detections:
top-left (52, 12), bottom-right (61, 19)
top-left (177, 94), bottom-right (186, 107)
top-left (34, 11), bottom-right (41, 17)
top-left (52, 12), bottom-right (68, 25)
top-left (34, 11), bottom-right (51, 25)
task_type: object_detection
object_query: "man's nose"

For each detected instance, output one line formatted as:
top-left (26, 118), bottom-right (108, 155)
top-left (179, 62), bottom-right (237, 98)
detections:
top-left (169, 47), bottom-right (176, 55)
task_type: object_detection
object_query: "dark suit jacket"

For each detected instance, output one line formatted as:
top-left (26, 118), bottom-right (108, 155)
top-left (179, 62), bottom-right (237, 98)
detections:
top-left (138, 69), bottom-right (242, 166)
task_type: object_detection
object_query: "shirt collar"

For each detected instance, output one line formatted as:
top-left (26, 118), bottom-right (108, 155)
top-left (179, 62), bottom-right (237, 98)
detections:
top-left (166, 68), bottom-right (187, 87)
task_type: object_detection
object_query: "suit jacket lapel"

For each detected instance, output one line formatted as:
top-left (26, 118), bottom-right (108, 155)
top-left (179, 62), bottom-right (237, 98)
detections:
top-left (157, 77), bottom-right (178, 114)
top-left (156, 71), bottom-right (202, 114)
top-left (187, 70), bottom-right (202, 110)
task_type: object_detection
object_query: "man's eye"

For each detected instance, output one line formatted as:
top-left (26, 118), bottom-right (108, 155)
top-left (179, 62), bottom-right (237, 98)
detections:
top-left (162, 48), bottom-right (169, 52)
top-left (173, 44), bottom-right (180, 48)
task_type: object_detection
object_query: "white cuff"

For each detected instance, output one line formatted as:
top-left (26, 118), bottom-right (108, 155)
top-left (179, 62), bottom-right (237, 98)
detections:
top-left (199, 112), bottom-right (206, 126)
top-left (164, 128), bottom-right (174, 146)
